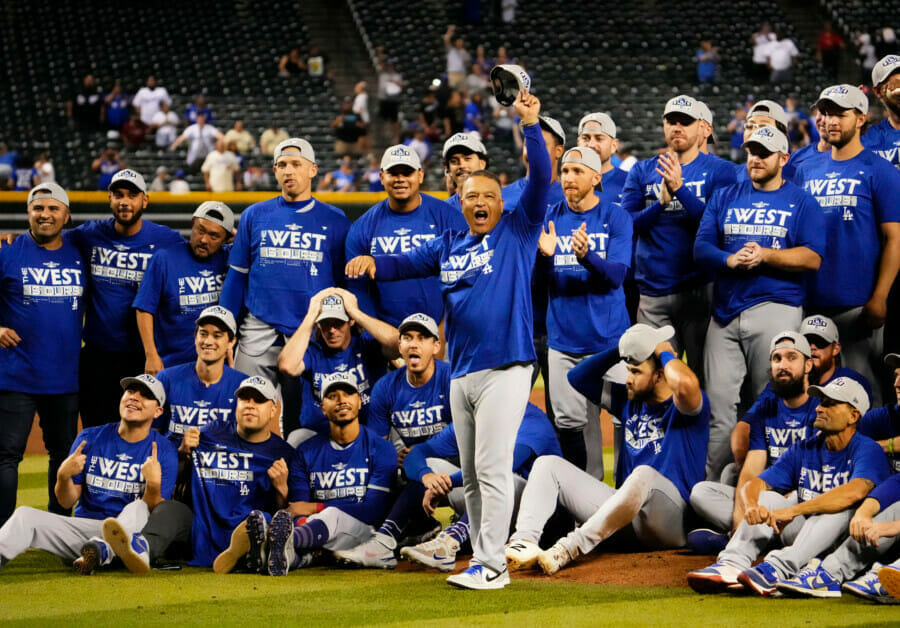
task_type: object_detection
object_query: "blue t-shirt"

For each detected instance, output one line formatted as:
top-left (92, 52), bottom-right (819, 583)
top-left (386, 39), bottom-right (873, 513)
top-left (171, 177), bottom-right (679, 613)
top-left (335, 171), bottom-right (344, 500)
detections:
top-left (695, 50), bottom-right (717, 81)
top-left (859, 404), bottom-right (900, 473)
top-left (154, 363), bottom-right (248, 443)
top-left (345, 193), bottom-right (467, 326)
top-left (367, 359), bottom-right (452, 446)
top-left (868, 474), bottom-right (900, 510)
top-left (620, 151), bottom-right (737, 295)
top-left (296, 425), bottom-right (397, 525)
top-left (331, 169), bottom-right (356, 191)
top-left (744, 391), bottom-right (819, 466)
top-left (224, 196), bottom-right (350, 335)
top-left (188, 422), bottom-right (303, 566)
top-left (599, 167), bottom-right (628, 206)
top-left (299, 331), bottom-right (388, 434)
top-left (68, 218), bottom-right (184, 352)
top-left (759, 432), bottom-right (890, 502)
top-left (132, 242), bottom-right (230, 367)
top-left (70, 423), bottom-right (179, 520)
top-left (862, 118), bottom-right (900, 171)
top-left (783, 143), bottom-right (827, 182)
top-left (543, 198), bottom-right (632, 353)
top-left (793, 150), bottom-right (900, 308)
top-left (0, 233), bottom-right (85, 394)
top-left (13, 167), bottom-right (36, 191)
top-left (694, 180), bottom-right (825, 325)
top-left (446, 193), bottom-right (461, 213)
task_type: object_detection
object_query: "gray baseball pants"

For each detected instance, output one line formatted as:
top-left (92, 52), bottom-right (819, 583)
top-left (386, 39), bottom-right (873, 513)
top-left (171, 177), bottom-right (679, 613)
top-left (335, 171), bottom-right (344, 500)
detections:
top-left (704, 302), bottom-right (803, 480)
top-left (690, 481), bottom-right (737, 533)
top-left (548, 348), bottom-right (604, 481)
top-left (427, 457), bottom-right (527, 521)
top-left (450, 365), bottom-right (531, 574)
top-left (821, 502), bottom-right (900, 582)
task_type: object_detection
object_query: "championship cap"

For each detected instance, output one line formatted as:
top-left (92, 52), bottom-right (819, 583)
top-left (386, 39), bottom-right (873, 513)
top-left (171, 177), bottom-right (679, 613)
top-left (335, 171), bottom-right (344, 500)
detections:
top-left (381, 144), bottom-right (422, 171)
top-left (561, 146), bottom-right (604, 174)
top-left (27, 182), bottom-right (69, 207)
top-left (235, 375), bottom-right (278, 403)
top-left (618, 323), bottom-right (675, 364)
top-left (742, 125), bottom-right (789, 154)
top-left (192, 200), bottom-right (235, 233)
top-left (273, 138), bottom-right (317, 166)
top-left (663, 95), bottom-right (702, 120)
top-left (398, 313), bottom-right (439, 339)
top-left (769, 331), bottom-right (811, 358)
top-left (747, 99), bottom-right (789, 129)
top-left (885, 353), bottom-right (900, 369)
top-left (195, 305), bottom-right (237, 336)
top-left (120, 373), bottom-right (166, 406)
top-left (814, 84), bottom-right (869, 115)
top-left (538, 115), bottom-right (566, 145)
top-left (694, 101), bottom-right (717, 144)
top-left (808, 377), bottom-right (870, 416)
top-left (442, 132), bottom-right (488, 159)
top-left (578, 113), bottom-right (617, 139)
top-left (109, 169), bottom-right (147, 193)
top-left (490, 64), bottom-right (531, 107)
top-left (872, 54), bottom-right (900, 87)
top-left (320, 371), bottom-right (360, 397)
top-left (799, 315), bottom-right (839, 345)
top-left (316, 294), bottom-right (350, 323)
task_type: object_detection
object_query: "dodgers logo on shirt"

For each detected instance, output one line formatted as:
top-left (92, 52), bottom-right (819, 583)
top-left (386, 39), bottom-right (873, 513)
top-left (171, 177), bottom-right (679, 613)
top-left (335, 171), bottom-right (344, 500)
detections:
top-left (553, 231), bottom-right (610, 267)
top-left (624, 412), bottom-right (665, 452)
top-left (177, 269), bottom-right (224, 308)
top-left (798, 465), bottom-right (851, 501)
top-left (90, 244), bottom-right (153, 283)
top-left (392, 400), bottom-right (447, 439)
top-left (369, 228), bottom-right (436, 254)
top-left (195, 449), bottom-right (256, 482)
top-left (169, 400), bottom-right (233, 434)
top-left (310, 461), bottom-right (369, 500)
top-left (21, 261), bottom-right (84, 302)
top-left (85, 454), bottom-right (145, 495)
top-left (441, 237), bottom-right (495, 283)
top-left (259, 222), bottom-right (328, 264)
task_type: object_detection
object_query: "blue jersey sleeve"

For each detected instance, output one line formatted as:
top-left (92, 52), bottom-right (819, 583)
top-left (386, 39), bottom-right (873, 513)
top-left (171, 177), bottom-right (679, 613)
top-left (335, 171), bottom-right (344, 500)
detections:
top-left (373, 235), bottom-right (443, 281)
top-left (747, 413), bottom-right (767, 452)
top-left (850, 437), bottom-right (891, 485)
top-left (344, 218), bottom-right (377, 318)
top-left (285, 448), bottom-right (306, 503)
top-left (577, 204), bottom-right (632, 288)
top-left (402, 424), bottom-right (459, 482)
top-left (792, 192), bottom-right (826, 258)
top-left (673, 181), bottom-right (707, 220)
top-left (694, 193), bottom-right (731, 269)
top-left (873, 162), bottom-right (900, 224)
top-left (517, 124), bottom-right (552, 225)
top-left (366, 375), bottom-right (393, 439)
top-left (132, 250), bottom-right (166, 314)
top-left (567, 346), bottom-right (622, 407)
top-left (620, 163), bottom-right (662, 232)
top-left (868, 474), bottom-right (900, 511)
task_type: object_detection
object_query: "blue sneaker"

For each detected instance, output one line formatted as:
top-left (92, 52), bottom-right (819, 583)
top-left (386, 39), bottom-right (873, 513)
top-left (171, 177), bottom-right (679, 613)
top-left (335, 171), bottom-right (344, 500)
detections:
top-left (73, 539), bottom-right (110, 575)
top-left (686, 529), bottom-right (730, 555)
top-left (446, 563), bottom-right (510, 590)
top-left (266, 509), bottom-right (296, 577)
top-left (776, 559), bottom-right (840, 598)
top-left (246, 510), bottom-right (269, 575)
top-left (738, 562), bottom-right (782, 597)
top-left (687, 562), bottom-right (743, 594)
top-left (844, 563), bottom-right (899, 604)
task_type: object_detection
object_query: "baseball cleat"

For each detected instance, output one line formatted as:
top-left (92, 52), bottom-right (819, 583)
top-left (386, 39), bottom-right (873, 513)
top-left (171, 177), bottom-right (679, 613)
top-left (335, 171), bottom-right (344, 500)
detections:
top-left (400, 534), bottom-right (460, 572)
top-left (878, 564), bottom-right (900, 602)
top-left (776, 559), bottom-right (840, 598)
top-left (738, 562), bottom-right (782, 597)
top-left (245, 510), bottom-right (269, 575)
top-left (505, 539), bottom-right (541, 572)
top-left (213, 519), bottom-right (251, 574)
top-left (334, 532), bottom-right (397, 569)
top-left (687, 562), bottom-right (744, 594)
top-left (685, 528), bottom-right (729, 555)
top-left (266, 509), bottom-right (295, 576)
top-left (103, 518), bottom-right (150, 575)
top-left (537, 541), bottom-right (578, 576)
top-left (73, 539), bottom-right (109, 576)
top-left (843, 563), bottom-right (899, 604)
top-left (446, 564), bottom-right (510, 590)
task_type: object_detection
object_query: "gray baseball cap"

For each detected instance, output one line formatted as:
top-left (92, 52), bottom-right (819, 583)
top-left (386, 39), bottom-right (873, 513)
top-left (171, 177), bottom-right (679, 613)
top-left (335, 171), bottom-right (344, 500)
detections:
top-left (578, 112), bottom-right (617, 139)
top-left (490, 64), bottom-right (531, 107)
top-left (800, 315), bottom-right (839, 345)
top-left (663, 95), bottom-right (702, 120)
top-left (808, 377), bottom-right (870, 416)
top-left (109, 169), bottom-right (147, 193)
top-left (320, 371), bottom-right (360, 397)
top-left (381, 144), bottom-right (422, 171)
top-left (742, 125), bottom-right (789, 154)
top-left (273, 138), bottom-right (317, 166)
top-left (872, 54), bottom-right (900, 87)
top-left (694, 101), bottom-right (717, 144)
top-left (748, 99), bottom-right (788, 129)
top-left (192, 200), bottom-right (235, 233)
top-left (561, 146), bottom-right (604, 174)
top-left (27, 182), bottom-right (69, 207)
top-left (398, 313), bottom-right (439, 339)
top-left (538, 115), bottom-right (566, 145)
top-left (769, 331), bottom-right (811, 358)
top-left (196, 305), bottom-right (237, 336)
top-left (442, 133), bottom-right (488, 159)
top-left (235, 375), bottom-right (278, 403)
top-left (316, 294), bottom-right (350, 323)
top-left (120, 373), bottom-right (166, 406)
top-left (814, 84), bottom-right (869, 115)
top-left (618, 323), bottom-right (675, 364)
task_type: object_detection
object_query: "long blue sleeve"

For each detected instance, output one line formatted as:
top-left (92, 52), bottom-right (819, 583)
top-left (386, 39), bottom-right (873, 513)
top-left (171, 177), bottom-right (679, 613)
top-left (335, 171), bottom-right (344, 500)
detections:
top-left (219, 269), bottom-right (247, 326)
top-left (693, 199), bottom-right (731, 270)
top-left (673, 184), bottom-right (708, 220)
top-left (402, 423), bottom-right (460, 482)
top-left (518, 123), bottom-right (552, 225)
top-left (568, 345), bottom-right (621, 405)
top-left (578, 252), bottom-right (628, 288)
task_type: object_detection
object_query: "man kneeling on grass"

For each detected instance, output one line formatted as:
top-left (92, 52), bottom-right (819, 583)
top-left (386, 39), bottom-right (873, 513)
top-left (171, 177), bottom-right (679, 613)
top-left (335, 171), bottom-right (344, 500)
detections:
top-left (504, 323), bottom-right (710, 575)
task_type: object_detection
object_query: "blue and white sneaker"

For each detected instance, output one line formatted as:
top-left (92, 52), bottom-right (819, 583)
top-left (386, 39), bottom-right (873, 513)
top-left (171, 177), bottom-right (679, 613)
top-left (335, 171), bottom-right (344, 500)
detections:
top-left (877, 564), bottom-right (900, 602)
top-left (400, 533), bottom-right (460, 572)
top-left (266, 509), bottom-right (296, 577)
top-left (687, 562), bottom-right (744, 594)
top-left (843, 563), bottom-right (899, 604)
top-left (245, 510), bottom-right (269, 575)
top-left (776, 559), bottom-right (840, 598)
top-left (102, 517), bottom-right (151, 575)
top-left (738, 562), bottom-right (782, 597)
top-left (446, 563), bottom-right (510, 590)
top-left (334, 532), bottom-right (398, 569)
top-left (73, 539), bottom-right (111, 575)
top-left (685, 528), bottom-right (730, 555)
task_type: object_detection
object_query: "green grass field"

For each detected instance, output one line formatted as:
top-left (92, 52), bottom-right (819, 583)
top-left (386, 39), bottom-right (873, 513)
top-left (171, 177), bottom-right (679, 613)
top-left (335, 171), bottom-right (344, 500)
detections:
top-left (2, 456), bottom-right (899, 626)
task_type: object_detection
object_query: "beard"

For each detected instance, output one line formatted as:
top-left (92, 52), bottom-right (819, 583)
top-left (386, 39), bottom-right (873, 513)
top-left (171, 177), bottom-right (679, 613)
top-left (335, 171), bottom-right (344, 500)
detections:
top-left (771, 372), bottom-right (806, 399)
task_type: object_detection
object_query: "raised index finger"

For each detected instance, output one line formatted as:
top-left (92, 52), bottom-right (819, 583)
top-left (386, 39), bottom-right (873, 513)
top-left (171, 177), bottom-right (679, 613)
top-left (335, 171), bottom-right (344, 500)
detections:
top-left (151, 441), bottom-right (158, 460)
top-left (75, 440), bottom-right (87, 454)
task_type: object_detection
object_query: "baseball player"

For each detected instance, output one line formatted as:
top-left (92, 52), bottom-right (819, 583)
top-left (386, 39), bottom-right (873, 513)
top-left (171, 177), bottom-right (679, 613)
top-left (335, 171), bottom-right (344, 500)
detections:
top-left (730, 100), bottom-right (789, 184)
top-left (0, 374), bottom-right (178, 573)
top-left (695, 101), bottom-right (717, 156)
top-left (278, 289), bottom-right (398, 442)
top-left (863, 55), bottom-right (900, 171)
top-left (346, 90), bottom-right (551, 589)
top-left (220, 372), bottom-right (396, 575)
top-left (505, 323), bottom-right (709, 575)
top-left (688, 332), bottom-right (819, 553)
top-left (792, 84), bottom-right (900, 409)
top-left (133, 201), bottom-right (234, 373)
top-left (0, 183), bottom-right (85, 526)
top-left (345, 145), bottom-right (467, 327)
top-left (688, 377), bottom-right (890, 596)
top-left (858, 353), bottom-right (900, 473)
top-left (442, 132), bottom-right (488, 212)
top-left (153, 305), bottom-right (247, 443)
top-left (68, 169), bottom-right (184, 428)
top-left (799, 314), bottom-right (872, 391)
top-left (538, 146), bottom-right (632, 477)
top-left (695, 125), bottom-right (824, 479)
top-left (619, 95), bottom-right (737, 384)
top-left (576, 113), bottom-right (627, 205)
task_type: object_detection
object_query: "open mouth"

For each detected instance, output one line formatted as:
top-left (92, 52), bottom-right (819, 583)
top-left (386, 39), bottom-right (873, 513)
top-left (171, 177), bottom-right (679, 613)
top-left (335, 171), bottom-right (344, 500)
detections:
top-left (474, 210), bottom-right (489, 220)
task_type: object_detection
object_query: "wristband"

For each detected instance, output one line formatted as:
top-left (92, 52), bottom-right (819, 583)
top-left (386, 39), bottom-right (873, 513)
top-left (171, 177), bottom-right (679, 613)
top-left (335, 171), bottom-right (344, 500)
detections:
top-left (315, 502), bottom-right (325, 513)
top-left (659, 351), bottom-right (677, 368)
top-left (890, 437), bottom-right (894, 456)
